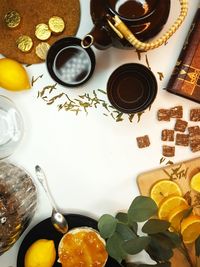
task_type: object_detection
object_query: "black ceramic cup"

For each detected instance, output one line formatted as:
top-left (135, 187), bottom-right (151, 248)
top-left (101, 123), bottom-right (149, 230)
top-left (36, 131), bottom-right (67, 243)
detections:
top-left (46, 37), bottom-right (96, 87)
top-left (107, 63), bottom-right (157, 114)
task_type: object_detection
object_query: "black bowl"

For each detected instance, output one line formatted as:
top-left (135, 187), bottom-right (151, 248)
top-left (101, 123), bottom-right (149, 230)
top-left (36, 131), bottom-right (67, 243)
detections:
top-left (17, 214), bottom-right (123, 267)
top-left (107, 63), bottom-right (157, 114)
top-left (46, 37), bottom-right (96, 87)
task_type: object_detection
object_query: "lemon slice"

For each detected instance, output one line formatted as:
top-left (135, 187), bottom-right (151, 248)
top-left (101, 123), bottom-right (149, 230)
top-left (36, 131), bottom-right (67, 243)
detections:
top-left (0, 58), bottom-right (30, 91)
top-left (190, 172), bottom-right (200, 192)
top-left (158, 196), bottom-right (188, 220)
top-left (25, 239), bottom-right (56, 267)
top-left (168, 203), bottom-right (189, 232)
top-left (181, 214), bottom-right (200, 244)
top-left (150, 180), bottom-right (182, 206)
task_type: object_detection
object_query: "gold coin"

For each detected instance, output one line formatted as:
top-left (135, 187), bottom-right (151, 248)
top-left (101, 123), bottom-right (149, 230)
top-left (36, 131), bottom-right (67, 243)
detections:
top-left (48, 16), bottom-right (65, 34)
top-left (16, 35), bottom-right (33, 52)
top-left (4, 10), bottom-right (21, 28)
top-left (35, 23), bottom-right (51, 41)
top-left (35, 42), bottom-right (50, 60)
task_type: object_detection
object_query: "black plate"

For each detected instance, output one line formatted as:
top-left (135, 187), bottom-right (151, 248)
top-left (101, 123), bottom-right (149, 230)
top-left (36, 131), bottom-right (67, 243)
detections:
top-left (17, 214), bottom-right (122, 267)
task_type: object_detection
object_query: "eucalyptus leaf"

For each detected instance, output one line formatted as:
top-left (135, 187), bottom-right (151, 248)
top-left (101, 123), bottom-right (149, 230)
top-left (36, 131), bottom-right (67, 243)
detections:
top-left (98, 214), bottom-right (118, 239)
top-left (142, 219), bottom-right (170, 234)
top-left (116, 223), bottom-right (137, 241)
top-left (116, 212), bottom-right (128, 224)
top-left (106, 233), bottom-right (126, 263)
top-left (129, 221), bottom-right (138, 234)
top-left (122, 236), bottom-right (151, 255)
top-left (146, 235), bottom-right (173, 262)
top-left (139, 263), bottom-right (171, 267)
top-left (162, 231), bottom-right (181, 248)
top-left (128, 196), bottom-right (157, 222)
top-left (195, 235), bottom-right (200, 257)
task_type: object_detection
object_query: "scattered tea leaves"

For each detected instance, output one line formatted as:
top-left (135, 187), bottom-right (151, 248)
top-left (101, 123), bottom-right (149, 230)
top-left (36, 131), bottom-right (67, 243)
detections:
top-left (37, 86), bottom-right (148, 123)
top-left (145, 55), bottom-right (151, 70)
top-left (157, 72), bottom-right (164, 81)
top-left (160, 157), bottom-right (166, 164)
top-left (31, 74), bottom-right (44, 86)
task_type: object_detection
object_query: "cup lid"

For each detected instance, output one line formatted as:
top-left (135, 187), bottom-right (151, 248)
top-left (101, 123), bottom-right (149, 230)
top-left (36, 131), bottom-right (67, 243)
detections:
top-left (107, 63), bottom-right (157, 114)
top-left (46, 37), bottom-right (96, 87)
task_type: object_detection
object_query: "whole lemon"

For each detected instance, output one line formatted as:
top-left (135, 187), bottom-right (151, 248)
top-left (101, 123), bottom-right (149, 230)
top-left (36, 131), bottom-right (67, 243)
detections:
top-left (0, 58), bottom-right (31, 91)
top-left (24, 239), bottom-right (56, 267)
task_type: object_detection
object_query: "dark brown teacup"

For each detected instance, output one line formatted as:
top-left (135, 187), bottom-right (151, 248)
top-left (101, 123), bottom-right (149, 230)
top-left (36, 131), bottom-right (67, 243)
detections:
top-left (107, 63), bottom-right (157, 114)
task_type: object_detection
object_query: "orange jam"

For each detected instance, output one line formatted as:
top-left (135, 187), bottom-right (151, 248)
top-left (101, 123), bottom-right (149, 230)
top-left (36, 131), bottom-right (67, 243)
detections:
top-left (58, 229), bottom-right (108, 267)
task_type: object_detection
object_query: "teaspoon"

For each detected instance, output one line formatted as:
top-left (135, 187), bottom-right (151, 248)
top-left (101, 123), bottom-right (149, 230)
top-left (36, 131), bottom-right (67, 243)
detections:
top-left (35, 165), bottom-right (68, 234)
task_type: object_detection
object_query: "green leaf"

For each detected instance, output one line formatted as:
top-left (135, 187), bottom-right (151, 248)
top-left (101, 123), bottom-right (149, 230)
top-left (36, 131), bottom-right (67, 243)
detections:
top-left (106, 233), bottom-right (126, 263)
top-left (162, 231), bottom-right (181, 248)
top-left (116, 222), bottom-right (137, 241)
top-left (195, 235), bottom-right (200, 257)
top-left (129, 221), bottom-right (138, 234)
top-left (116, 212), bottom-right (128, 224)
top-left (98, 214), bottom-right (118, 239)
top-left (122, 236), bottom-right (151, 255)
top-left (128, 196), bottom-right (158, 222)
top-left (139, 263), bottom-right (171, 267)
top-left (142, 219), bottom-right (170, 234)
top-left (146, 235), bottom-right (173, 262)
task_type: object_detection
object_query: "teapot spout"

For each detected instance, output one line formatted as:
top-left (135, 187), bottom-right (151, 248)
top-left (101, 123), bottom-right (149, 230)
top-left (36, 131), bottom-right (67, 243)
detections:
top-left (81, 24), bottom-right (112, 50)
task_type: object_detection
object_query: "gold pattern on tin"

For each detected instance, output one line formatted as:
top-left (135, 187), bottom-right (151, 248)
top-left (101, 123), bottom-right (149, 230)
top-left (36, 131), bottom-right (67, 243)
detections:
top-left (35, 23), bottom-right (51, 41)
top-left (35, 42), bottom-right (50, 60)
top-left (4, 11), bottom-right (21, 28)
top-left (48, 16), bottom-right (65, 34)
top-left (16, 35), bottom-right (33, 52)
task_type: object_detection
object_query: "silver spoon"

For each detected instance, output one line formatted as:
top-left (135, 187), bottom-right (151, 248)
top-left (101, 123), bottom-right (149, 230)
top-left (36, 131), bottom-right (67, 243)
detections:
top-left (35, 165), bottom-right (68, 234)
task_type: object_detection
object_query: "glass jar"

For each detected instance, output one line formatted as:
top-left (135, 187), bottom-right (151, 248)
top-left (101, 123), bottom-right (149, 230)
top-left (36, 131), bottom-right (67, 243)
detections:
top-left (0, 95), bottom-right (24, 159)
top-left (0, 161), bottom-right (37, 255)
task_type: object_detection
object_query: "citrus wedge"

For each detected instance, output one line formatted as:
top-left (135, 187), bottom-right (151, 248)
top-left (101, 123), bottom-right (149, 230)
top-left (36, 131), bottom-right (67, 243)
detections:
top-left (150, 180), bottom-right (182, 206)
top-left (168, 203), bottom-right (189, 232)
top-left (181, 214), bottom-right (200, 244)
top-left (158, 195), bottom-right (188, 220)
top-left (190, 172), bottom-right (200, 192)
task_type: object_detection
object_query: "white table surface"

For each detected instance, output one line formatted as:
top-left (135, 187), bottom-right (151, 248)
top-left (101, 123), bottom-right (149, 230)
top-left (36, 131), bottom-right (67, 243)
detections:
top-left (1, 0), bottom-right (200, 266)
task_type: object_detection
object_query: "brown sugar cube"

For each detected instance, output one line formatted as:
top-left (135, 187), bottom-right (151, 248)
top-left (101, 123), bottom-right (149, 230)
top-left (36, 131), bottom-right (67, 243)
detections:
top-left (136, 135), bottom-right (150, 148)
top-left (175, 133), bottom-right (189, 146)
top-left (190, 109), bottom-right (200, 121)
top-left (190, 135), bottom-right (200, 152)
top-left (174, 119), bottom-right (188, 132)
top-left (157, 109), bottom-right (170, 121)
top-left (188, 126), bottom-right (200, 135)
top-left (161, 129), bottom-right (174, 141)
top-left (162, 145), bottom-right (175, 157)
top-left (170, 106), bottom-right (183, 118)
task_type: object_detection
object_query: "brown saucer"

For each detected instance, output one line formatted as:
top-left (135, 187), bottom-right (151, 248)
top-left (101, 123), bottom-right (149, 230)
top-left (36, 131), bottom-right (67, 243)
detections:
top-left (0, 0), bottom-right (80, 64)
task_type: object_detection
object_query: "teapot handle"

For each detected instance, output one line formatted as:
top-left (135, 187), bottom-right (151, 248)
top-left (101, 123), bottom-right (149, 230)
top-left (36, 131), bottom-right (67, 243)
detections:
top-left (107, 0), bottom-right (188, 51)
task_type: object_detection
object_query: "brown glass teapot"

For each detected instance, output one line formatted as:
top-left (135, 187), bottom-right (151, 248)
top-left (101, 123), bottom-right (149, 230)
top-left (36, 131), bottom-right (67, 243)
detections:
top-left (82, 0), bottom-right (188, 51)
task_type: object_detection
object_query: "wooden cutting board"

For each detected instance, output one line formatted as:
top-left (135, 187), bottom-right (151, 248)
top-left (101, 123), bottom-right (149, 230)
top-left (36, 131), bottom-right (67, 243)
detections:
top-left (137, 157), bottom-right (200, 267)
top-left (0, 0), bottom-right (80, 64)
